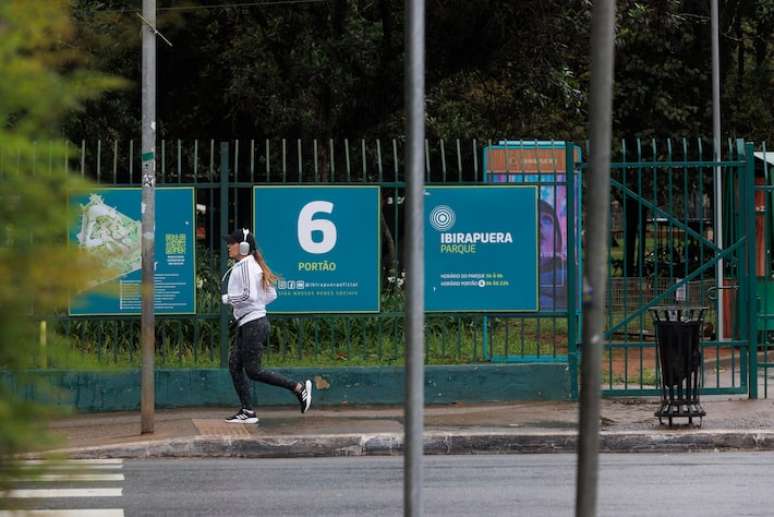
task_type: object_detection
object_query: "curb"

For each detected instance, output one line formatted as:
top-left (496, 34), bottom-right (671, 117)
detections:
top-left (32, 430), bottom-right (774, 459)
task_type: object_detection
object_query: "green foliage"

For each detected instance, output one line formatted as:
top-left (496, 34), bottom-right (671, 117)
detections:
top-left (67, 0), bottom-right (771, 143)
top-left (615, 2), bottom-right (703, 136)
top-left (0, 0), bottom-right (121, 489)
top-left (61, 313), bottom-right (567, 368)
top-left (58, 266), bottom-right (569, 368)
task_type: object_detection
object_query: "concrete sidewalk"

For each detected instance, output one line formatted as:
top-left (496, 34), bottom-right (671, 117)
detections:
top-left (34, 397), bottom-right (774, 459)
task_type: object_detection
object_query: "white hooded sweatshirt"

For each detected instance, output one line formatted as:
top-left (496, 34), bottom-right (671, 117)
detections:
top-left (221, 256), bottom-right (277, 326)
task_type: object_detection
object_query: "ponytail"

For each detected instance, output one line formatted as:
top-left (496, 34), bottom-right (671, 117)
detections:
top-left (252, 249), bottom-right (278, 290)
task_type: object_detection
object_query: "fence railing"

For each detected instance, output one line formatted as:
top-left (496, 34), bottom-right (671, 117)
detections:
top-left (8, 136), bottom-right (770, 401)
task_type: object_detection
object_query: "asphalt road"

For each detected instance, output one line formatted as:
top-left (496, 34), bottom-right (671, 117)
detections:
top-left (6, 453), bottom-right (774, 516)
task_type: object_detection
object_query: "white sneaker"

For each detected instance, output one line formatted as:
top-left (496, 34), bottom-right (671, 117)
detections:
top-left (296, 380), bottom-right (312, 414)
top-left (225, 408), bottom-right (258, 424)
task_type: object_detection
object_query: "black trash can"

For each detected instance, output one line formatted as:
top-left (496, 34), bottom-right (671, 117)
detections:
top-left (649, 305), bottom-right (707, 427)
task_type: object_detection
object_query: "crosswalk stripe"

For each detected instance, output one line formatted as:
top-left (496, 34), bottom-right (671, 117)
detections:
top-left (13, 474), bottom-right (125, 482)
top-left (16, 464), bottom-right (123, 471)
top-left (2, 488), bottom-right (123, 498)
top-left (0, 511), bottom-right (124, 517)
top-left (18, 460), bottom-right (123, 466)
top-left (0, 508), bottom-right (124, 517)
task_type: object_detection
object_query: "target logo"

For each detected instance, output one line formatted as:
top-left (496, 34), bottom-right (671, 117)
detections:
top-left (429, 205), bottom-right (456, 231)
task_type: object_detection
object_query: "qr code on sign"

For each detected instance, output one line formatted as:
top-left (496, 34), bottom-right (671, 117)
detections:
top-left (165, 233), bottom-right (186, 255)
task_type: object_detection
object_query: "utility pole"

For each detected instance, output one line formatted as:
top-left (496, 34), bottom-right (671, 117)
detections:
top-left (140, 0), bottom-right (156, 435)
top-left (711, 0), bottom-right (724, 340)
top-left (404, 0), bottom-right (425, 514)
top-left (575, 0), bottom-right (616, 516)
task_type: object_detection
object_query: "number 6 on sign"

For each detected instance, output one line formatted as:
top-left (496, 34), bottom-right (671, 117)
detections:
top-left (254, 186), bottom-right (380, 312)
top-left (298, 201), bottom-right (337, 254)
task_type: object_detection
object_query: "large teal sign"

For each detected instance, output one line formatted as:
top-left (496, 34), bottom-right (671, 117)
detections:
top-left (253, 186), bottom-right (380, 313)
top-left (425, 186), bottom-right (539, 312)
top-left (69, 187), bottom-right (196, 316)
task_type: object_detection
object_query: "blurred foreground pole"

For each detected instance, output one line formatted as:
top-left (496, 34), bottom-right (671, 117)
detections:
top-left (404, 0), bottom-right (425, 514)
top-left (711, 0), bottom-right (724, 340)
top-left (575, 0), bottom-right (616, 515)
top-left (141, 0), bottom-right (157, 435)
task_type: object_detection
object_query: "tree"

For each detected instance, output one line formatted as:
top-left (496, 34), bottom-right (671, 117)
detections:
top-left (56, 0), bottom-right (774, 286)
top-left (0, 0), bottom-right (122, 491)
top-left (64, 0), bottom-right (771, 146)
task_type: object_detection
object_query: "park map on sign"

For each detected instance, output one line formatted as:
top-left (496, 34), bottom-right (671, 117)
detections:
top-left (76, 193), bottom-right (141, 288)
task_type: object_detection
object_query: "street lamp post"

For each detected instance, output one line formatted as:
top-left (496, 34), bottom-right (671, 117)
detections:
top-left (575, 0), bottom-right (616, 516)
top-left (404, 0), bottom-right (426, 514)
top-left (711, 0), bottom-right (724, 341)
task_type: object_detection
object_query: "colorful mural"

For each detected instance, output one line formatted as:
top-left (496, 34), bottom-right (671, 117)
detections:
top-left (485, 142), bottom-right (580, 311)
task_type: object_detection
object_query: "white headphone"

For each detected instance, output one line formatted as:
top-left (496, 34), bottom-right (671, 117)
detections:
top-left (239, 228), bottom-right (251, 256)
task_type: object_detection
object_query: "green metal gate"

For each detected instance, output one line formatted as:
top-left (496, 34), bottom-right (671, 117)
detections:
top-left (600, 139), bottom-right (756, 398)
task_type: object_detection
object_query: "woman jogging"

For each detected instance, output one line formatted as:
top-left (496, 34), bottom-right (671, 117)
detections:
top-left (221, 228), bottom-right (312, 423)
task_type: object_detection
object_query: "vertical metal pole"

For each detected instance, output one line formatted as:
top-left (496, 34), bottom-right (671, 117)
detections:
top-left (566, 143), bottom-right (578, 400)
top-left (575, 0), bottom-right (615, 516)
top-left (404, 0), bottom-right (425, 514)
top-left (219, 142), bottom-right (230, 368)
top-left (745, 142), bottom-right (758, 399)
top-left (711, 0), bottom-right (724, 340)
top-left (140, 0), bottom-right (157, 435)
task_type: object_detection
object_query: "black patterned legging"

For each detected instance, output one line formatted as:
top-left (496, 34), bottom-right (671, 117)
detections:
top-left (229, 317), bottom-right (297, 410)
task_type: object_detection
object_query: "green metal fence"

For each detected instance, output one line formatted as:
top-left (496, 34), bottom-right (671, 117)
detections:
top-left (29, 138), bottom-right (574, 369)
top-left (11, 136), bottom-right (766, 399)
